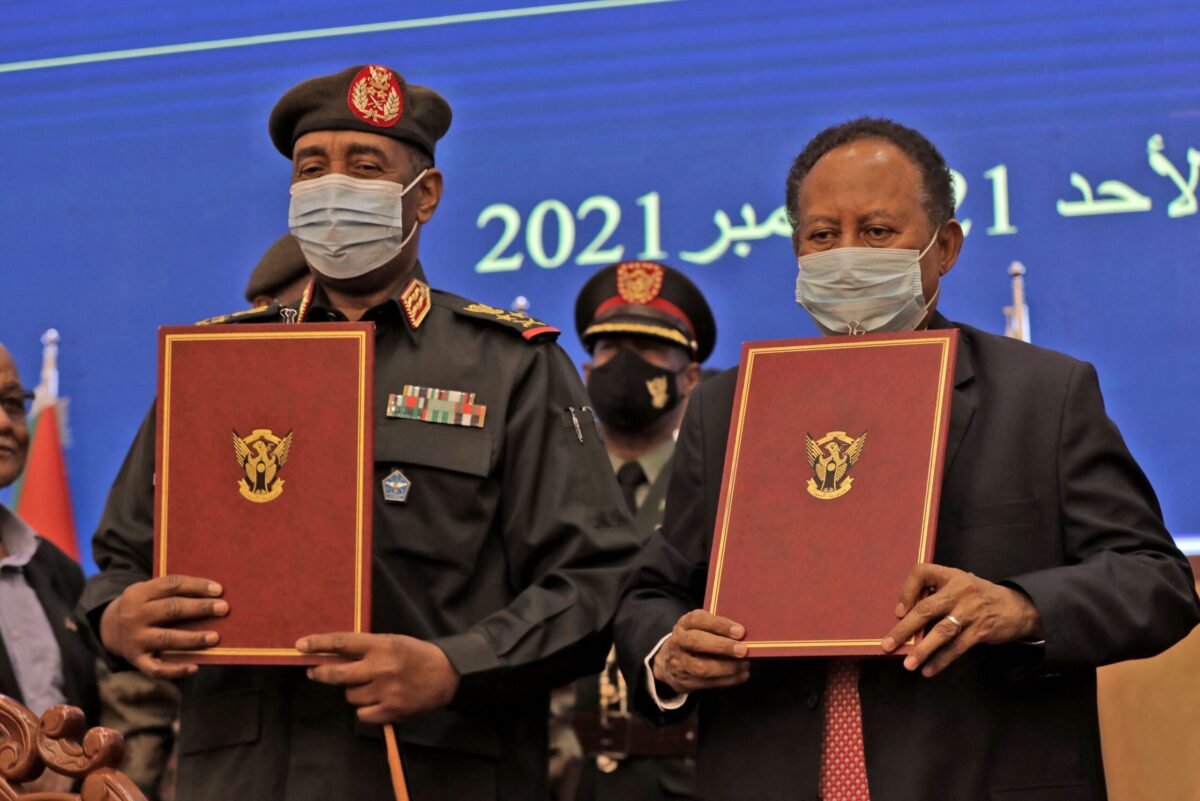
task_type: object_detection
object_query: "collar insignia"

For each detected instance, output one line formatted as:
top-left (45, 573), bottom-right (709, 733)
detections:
top-left (400, 278), bottom-right (431, 330)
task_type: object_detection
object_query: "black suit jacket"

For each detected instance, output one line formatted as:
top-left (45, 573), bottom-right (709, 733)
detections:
top-left (615, 315), bottom-right (1200, 801)
top-left (0, 537), bottom-right (99, 724)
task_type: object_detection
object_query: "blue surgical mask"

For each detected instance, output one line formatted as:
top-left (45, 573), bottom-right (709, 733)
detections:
top-left (795, 232), bottom-right (940, 336)
top-left (288, 171), bottom-right (426, 280)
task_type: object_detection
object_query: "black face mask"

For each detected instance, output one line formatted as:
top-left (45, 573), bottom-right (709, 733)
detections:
top-left (586, 348), bottom-right (682, 433)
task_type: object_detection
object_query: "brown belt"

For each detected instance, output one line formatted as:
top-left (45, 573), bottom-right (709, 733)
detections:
top-left (573, 712), bottom-right (697, 759)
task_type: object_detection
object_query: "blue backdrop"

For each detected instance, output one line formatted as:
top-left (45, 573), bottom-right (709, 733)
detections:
top-left (2, 0), bottom-right (1198, 571)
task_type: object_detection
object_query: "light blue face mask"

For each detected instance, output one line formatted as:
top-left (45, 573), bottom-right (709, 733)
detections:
top-left (794, 232), bottom-right (940, 336)
top-left (287, 170), bottom-right (426, 280)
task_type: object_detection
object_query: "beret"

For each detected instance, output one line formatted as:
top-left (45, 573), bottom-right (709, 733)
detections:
top-left (575, 261), bottom-right (717, 363)
top-left (244, 234), bottom-right (308, 303)
top-left (269, 65), bottom-right (452, 160)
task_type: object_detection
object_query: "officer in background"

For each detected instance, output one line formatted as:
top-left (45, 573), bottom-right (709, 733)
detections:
top-left (567, 261), bottom-right (716, 801)
top-left (243, 233), bottom-right (311, 308)
top-left (81, 64), bottom-right (641, 801)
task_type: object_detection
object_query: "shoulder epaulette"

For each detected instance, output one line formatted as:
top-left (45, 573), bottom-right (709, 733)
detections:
top-left (434, 293), bottom-right (560, 343)
top-left (195, 304), bottom-right (281, 326)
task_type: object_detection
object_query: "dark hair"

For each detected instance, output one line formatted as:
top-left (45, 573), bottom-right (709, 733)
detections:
top-left (785, 117), bottom-right (955, 231)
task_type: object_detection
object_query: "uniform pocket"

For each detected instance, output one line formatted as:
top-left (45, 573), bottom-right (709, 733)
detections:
top-left (376, 418), bottom-right (494, 477)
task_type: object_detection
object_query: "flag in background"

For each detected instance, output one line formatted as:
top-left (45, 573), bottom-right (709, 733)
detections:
top-left (1004, 261), bottom-right (1032, 344)
top-left (11, 330), bottom-right (79, 560)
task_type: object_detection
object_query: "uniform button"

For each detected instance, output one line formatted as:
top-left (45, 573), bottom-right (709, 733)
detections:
top-left (806, 691), bottom-right (820, 710)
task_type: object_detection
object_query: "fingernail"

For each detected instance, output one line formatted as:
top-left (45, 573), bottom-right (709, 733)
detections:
top-left (734, 644), bottom-right (748, 658)
top-left (730, 625), bottom-right (745, 639)
top-left (214, 601), bottom-right (229, 616)
top-left (208, 583), bottom-right (222, 596)
top-left (895, 603), bottom-right (905, 617)
top-left (204, 632), bottom-right (218, 645)
top-left (904, 656), bottom-right (917, 670)
top-left (296, 639), bottom-right (309, 652)
top-left (922, 666), bottom-right (933, 677)
top-left (881, 637), bottom-right (895, 651)
top-left (306, 668), bottom-right (313, 680)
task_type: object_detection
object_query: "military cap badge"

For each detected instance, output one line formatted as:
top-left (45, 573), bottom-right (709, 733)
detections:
top-left (616, 261), bottom-right (665, 305)
top-left (805, 430), bottom-right (867, 500)
top-left (348, 65), bottom-right (403, 127)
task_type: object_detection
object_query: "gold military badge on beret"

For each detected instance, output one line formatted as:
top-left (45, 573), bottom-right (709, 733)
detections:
top-left (805, 430), bottom-right (867, 500)
top-left (616, 261), bottom-right (665, 305)
top-left (233, 428), bottom-right (294, 503)
top-left (348, 65), bottom-right (402, 128)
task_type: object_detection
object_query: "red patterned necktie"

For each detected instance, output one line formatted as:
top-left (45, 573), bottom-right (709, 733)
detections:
top-left (818, 658), bottom-right (870, 801)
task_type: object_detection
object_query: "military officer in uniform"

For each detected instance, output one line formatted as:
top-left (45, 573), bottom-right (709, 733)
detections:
top-left (566, 262), bottom-right (716, 801)
top-left (80, 64), bottom-right (641, 801)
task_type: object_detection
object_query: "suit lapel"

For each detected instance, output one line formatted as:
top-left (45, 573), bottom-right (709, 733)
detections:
top-left (932, 313), bottom-right (977, 473)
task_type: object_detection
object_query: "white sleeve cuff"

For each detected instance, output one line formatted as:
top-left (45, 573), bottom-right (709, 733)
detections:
top-left (644, 633), bottom-right (689, 711)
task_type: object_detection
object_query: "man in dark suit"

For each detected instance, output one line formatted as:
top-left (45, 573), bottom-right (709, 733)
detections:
top-left (0, 343), bottom-right (99, 794)
top-left (614, 118), bottom-right (1200, 801)
top-left (556, 261), bottom-right (715, 801)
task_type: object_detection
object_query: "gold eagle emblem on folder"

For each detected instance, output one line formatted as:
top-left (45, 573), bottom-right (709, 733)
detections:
top-left (232, 428), bottom-right (293, 503)
top-left (805, 430), bottom-right (867, 500)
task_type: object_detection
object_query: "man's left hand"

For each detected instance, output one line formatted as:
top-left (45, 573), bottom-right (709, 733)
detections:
top-left (881, 563), bottom-right (1043, 677)
top-left (298, 633), bottom-right (460, 724)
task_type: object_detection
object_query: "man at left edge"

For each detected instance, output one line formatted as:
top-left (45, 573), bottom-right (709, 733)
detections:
top-left (79, 64), bottom-right (642, 801)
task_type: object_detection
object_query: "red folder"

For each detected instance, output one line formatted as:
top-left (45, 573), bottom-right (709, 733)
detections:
top-left (704, 330), bottom-right (957, 657)
top-left (154, 323), bottom-right (373, 665)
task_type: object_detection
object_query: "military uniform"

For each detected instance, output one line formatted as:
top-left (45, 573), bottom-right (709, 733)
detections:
top-left (81, 265), bottom-right (642, 801)
top-left (563, 261), bottom-right (717, 801)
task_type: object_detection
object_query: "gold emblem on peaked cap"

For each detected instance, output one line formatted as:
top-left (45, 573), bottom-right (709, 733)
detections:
top-left (805, 430), bottom-right (867, 500)
top-left (617, 262), bottom-right (665, 305)
top-left (233, 428), bottom-right (294, 503)
top-left (348, 65), bottom-right (402, 127)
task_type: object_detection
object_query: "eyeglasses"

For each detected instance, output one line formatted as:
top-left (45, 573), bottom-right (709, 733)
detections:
top-left (0, 389), bottom-right (35, 422)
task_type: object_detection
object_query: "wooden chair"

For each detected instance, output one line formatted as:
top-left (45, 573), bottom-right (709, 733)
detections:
top-left (0, 694), bottom-right (145, 801)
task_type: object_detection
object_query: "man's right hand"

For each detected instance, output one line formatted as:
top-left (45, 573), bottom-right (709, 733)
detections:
top-left (99, 575), bottom-right (227, 679)
top-left (651, 610), bottom-right (750, 695)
